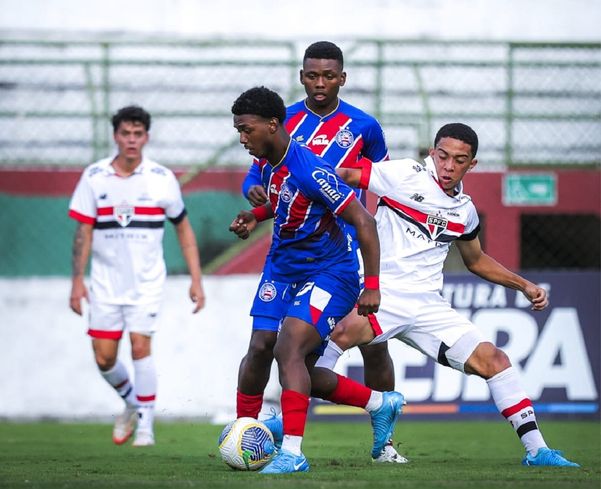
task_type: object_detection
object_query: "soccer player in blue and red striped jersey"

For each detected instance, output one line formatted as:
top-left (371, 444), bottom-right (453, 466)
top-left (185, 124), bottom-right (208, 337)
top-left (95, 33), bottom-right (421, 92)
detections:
top-left (229, 87), bottom-right (404, 474)
top-left (237, 41), bottom-right (405, 463)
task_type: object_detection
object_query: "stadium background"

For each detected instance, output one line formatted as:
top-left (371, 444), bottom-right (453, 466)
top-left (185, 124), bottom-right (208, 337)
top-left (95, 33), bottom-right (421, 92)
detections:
top-left (0, 0), bottom-right (599, 424)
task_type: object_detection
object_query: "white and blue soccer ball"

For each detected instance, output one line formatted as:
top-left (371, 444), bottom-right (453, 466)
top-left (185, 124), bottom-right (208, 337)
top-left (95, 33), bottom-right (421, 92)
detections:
top-left (218, 417), bottom-right (275, 470)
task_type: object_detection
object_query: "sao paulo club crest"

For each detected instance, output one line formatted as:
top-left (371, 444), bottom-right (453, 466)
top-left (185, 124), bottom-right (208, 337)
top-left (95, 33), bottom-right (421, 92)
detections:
top-left (114, 203), bottom-right (134, 227)
top-left (426, 214), bottom-right (448, 240)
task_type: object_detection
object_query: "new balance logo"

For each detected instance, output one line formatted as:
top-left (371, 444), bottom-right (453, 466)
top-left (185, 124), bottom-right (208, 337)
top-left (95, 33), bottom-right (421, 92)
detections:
top-left (410, 193), bottom-right (424, 202)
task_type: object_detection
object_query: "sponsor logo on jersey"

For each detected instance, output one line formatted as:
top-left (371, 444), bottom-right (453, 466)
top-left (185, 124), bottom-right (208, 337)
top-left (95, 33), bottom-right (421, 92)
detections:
top-left (311, 168), bottom-right (343, 203)
top-left (151, 167), bottom-right (166, 176)
top-left (312, 134), bottom-right (330, 146)
top-left (295, 135), bottom-right (305, 143)
top-left (279, 183), bottom-right (293, 203)
top-left (410, 193), bottom-right (425, 202)
top-left (426, 214), bottom-right (448, 239)
top-left (259, 282), bottom-right (277, 302)
top-left (335, 129), bottom-right (354, 148)
top-left (412, 164), bottom-right (425, 173)
top-left (99, 193), bottom-right (107, 200)
top-left (327, 316), bottom-right (336, 331)
top-left (115, 203), bottom-right (134, 227)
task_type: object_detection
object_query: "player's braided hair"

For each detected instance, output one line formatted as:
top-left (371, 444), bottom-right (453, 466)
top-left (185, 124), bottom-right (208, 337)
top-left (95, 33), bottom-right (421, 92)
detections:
top-left (434, 123), bottom-right (479, 157)
top-left (304, 41), bottom-right (344, 69)
top-left (231, 86), bottom-right (287, 123)
top-left (111, 105), bottom-right (151, 132)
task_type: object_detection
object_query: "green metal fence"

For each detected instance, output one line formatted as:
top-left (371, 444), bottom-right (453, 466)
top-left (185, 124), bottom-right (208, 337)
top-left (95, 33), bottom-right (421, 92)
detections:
top-left (1, 38), bottom-right (599, 169)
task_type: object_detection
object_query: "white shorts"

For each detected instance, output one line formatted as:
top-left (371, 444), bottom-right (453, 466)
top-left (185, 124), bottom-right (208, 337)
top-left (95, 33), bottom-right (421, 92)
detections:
top-left (368, 288), bottom-right (484, 373)
top-left (88, 301), bottom-right (161, 340)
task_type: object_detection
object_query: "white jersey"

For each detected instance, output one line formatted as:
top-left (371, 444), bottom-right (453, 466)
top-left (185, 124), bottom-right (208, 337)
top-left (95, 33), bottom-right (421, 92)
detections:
top-left (360, 156), bottom-right (480, 292)
top-left (69, 156), bottom-right (186, 305)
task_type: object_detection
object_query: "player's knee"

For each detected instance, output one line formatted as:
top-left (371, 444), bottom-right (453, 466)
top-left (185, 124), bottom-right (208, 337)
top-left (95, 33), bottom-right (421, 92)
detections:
top-left (467, 343), bottom-right (511, 379)
top-left (247, 332), bottom-right (277, 361)
top-left (95, 354), bottom-right (116, 371)
top-left (330, 323), bottom-right (354, 350)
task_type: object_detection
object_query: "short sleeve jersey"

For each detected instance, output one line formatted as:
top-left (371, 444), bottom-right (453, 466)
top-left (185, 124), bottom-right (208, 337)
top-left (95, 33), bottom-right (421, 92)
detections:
top-left (262, 140), bottom-right (358, 282)
top-left (359, 156), bottom-right (480, 292)
top-left (68, 157), bottom-right (186, 304)
top-left (243, 98), bottom-right (389, 206)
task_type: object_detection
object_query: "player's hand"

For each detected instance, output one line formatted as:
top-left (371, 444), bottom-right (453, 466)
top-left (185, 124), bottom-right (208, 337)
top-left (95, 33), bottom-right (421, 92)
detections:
top-left (356, 288), bottom-right (380, 317)
top-left (69, 278), bottom-right (88, 315)
top-left (247, 185), bottom-right (268, 207)
top-left (189, 281), bottom-right (206, 313)
top-left (522, 283), bottom-right (549, 311)
top-left (229, 210), bottom-right (257, 240)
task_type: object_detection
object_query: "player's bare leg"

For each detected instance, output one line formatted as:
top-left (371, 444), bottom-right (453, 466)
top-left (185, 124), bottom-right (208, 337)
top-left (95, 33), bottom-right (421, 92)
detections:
top-left (236, 330), bottom-right (277, 419)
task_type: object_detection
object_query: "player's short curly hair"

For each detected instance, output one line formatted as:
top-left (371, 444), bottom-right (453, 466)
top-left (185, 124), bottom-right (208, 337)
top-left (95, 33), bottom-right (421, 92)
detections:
top-left (303, 41), bottom-right (344, 69)
top-left (111, 105), bottom-right (151, 132)
top-left (231, 86), bottom-right (287, 123)
top-left (434, 123), bottom-right (479, 157)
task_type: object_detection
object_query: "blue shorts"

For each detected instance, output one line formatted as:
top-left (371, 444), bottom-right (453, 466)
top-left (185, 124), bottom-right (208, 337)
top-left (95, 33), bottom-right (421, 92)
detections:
top-left (250, 261), bottom-right (360, 354)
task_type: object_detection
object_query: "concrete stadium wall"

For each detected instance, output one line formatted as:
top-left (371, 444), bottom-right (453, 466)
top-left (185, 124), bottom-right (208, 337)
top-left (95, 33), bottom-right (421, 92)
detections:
top-left (1, 273), bottom-right (598, 422)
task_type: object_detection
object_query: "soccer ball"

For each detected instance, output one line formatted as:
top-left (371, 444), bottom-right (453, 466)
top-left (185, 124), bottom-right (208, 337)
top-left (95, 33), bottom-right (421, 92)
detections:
top-left (218, 417), bottom-right (275, 470)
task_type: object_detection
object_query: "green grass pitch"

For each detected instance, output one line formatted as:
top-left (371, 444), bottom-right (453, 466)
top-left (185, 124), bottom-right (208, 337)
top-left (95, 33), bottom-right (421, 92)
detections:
top-left (1, 420), bottom-right (599, 489)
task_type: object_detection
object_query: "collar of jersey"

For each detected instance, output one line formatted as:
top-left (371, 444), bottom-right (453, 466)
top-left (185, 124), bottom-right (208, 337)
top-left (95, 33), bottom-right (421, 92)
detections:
top-left (303, 98), bottom-right (340, 120)
top-left (424, 155), bottom-right (464, 198)
top-left (105, 155), bottom-right (148, 176)
top-left (271, 139), bottom-right (293, 169)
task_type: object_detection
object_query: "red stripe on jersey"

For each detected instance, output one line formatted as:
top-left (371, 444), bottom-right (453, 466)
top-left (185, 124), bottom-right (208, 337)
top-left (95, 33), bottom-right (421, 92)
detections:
top-left (87, 329), bottom-right (123, 340)
top-left (334, 192), bottom-right (355, 215)
top-left (501, 398), bottom-right (533, 418)
top-left (97, 206), bottom-right (164, 216)
top-left (281, 191), bottom-right (313, 232)
top-left (136, 394), bottom-right (156, 402)
top-left (68, 209), bottom-right (95, 224)
top-left (337, 134), bottom-right (364, 168)
top-left (306, 113), bottom-right (352, 157)
top-left (380, 196), bottom-right (466, 234)
top-left (358, 160), bottom-right (373, 189)
top-left (285, 111), bottom-right (308, 134)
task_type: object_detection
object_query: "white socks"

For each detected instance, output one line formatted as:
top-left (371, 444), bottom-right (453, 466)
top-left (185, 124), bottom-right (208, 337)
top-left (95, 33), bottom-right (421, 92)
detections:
top-left (315, 341), bottom-right (344, 370)
top-left (487, 367), bottom-right (547, 456)
top-left (133, 356), bottom-right (157, 433)
top-left (100, 360), bottom-right (137, 407)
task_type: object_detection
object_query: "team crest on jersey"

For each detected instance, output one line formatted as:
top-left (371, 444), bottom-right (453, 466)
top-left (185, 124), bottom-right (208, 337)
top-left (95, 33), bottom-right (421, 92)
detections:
top-left (335, 129), bottom-right (354, 148)
top-left (279, 183), bottom-right (293, 203)
top-left (259, 282), bottom-right (277, 302)
top-left (426, 214), bottom-right (448, 240)
top-left (114, 204), bottom-right (134, 227)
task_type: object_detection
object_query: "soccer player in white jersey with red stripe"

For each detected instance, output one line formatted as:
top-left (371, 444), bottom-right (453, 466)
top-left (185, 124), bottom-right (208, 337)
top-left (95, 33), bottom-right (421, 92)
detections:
top-left (314, 123), bottom-right (579, 467)
top-left (68, 106), bottom-right (205, 447)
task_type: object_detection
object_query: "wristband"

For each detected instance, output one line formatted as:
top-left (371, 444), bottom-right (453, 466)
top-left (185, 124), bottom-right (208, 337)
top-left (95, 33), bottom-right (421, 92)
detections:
top-left (364, 275), bottom-right (379, 290)
top-left (250, 206), bottom-right (270, 222)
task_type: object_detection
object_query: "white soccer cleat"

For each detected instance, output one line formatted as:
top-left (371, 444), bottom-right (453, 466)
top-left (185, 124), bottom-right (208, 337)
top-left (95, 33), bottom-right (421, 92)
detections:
top-left (132, 430), bottom-right (155, 447)
top-left (112, 406), bottom-right (137, 445)
top-left (373, 443), bottom-right (409, 464)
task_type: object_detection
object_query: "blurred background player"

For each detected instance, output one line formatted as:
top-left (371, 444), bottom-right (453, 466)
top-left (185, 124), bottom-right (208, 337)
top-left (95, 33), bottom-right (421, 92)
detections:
top-left (317, 122), bottom-right (579, 467)
top-left (229, 86), bottom-right (404, 474)
top-left (237, 41), bottom-right (405, 463)
top-left (68, 106), bottom-right (206, 447)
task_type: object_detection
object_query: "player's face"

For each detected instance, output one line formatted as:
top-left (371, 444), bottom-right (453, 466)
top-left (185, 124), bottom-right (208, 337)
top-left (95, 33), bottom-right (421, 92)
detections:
top-left (300, 58), bottom-right (346, 114)
top-left (430, 137), bottom-right (478, 195)
top-left (113, 121), bottom-right (148, 162)
top-left (233, 114), bottom-right (276, 160)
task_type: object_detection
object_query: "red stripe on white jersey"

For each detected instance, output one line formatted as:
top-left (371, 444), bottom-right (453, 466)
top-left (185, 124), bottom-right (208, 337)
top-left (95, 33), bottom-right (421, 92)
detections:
top-left (68, 209), bottom-right (95, 224)
top-left (97, 206), bottom-right (165, 216)
top-left (380, 196), bottom-right (466, 234)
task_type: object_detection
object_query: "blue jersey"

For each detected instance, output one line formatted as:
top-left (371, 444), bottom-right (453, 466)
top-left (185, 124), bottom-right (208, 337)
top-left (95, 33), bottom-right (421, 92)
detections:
top-left (242, 98), bottom-right (389, 204)
top-left (261, 140), bottom-right (358, 283)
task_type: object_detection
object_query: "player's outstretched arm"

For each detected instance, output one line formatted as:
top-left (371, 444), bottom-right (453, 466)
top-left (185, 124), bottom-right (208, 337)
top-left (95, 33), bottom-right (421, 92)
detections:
top-left (69, 222), bottom-right (93, 315)
top-left (174, 216), bottom-right (205, 313)
top-left (456, 237), bottom-right (548, 311)
top-left (339, 199), bottom-right (381, 316)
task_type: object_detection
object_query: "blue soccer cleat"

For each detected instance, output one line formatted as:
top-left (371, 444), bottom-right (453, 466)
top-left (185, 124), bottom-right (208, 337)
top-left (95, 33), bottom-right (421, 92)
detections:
top-left (522, 448), bottom-right (580, 467)
top-left (259, 449), bottom-right (310, 474)
top-left (261, 409), bottom-right (283, 449)
top-left (370, 391), bottom-right (405, 459)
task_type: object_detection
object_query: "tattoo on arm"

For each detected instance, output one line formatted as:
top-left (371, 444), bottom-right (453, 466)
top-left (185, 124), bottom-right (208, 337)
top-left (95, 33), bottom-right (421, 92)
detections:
top-left (72, 223), bottom-right (89, 277)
